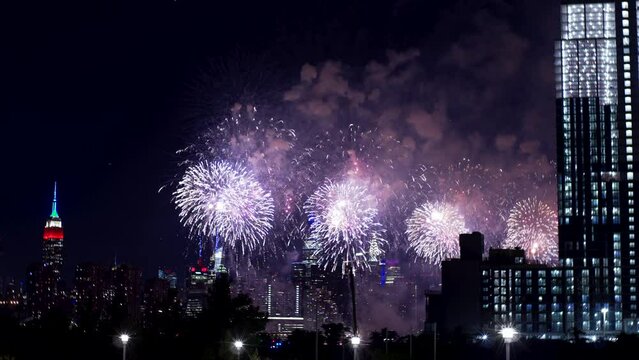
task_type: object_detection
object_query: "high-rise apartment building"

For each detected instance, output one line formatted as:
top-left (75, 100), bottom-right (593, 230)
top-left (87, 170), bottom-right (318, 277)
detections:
top-left (555, 0), bottom-right (639, 332)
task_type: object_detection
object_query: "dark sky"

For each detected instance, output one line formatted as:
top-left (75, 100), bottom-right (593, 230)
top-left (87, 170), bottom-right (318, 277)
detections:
top-left (0, 0), bottom-right (557, 280)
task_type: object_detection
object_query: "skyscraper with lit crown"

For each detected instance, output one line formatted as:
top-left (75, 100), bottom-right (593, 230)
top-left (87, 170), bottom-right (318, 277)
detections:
top-left (43, 182), bottom-right (64, 278)
top-left (556, 0), bottom-right (639, 333)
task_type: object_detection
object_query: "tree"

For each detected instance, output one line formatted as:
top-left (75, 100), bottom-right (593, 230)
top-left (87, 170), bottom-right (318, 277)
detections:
top-left (185, 276), bottom-right (268, 359)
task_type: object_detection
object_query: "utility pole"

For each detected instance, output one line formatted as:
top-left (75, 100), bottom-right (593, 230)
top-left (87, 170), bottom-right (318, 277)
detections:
top-left (315, 300), bottom-right (319, 360)
top-left (433, 322), bottom-right (437, 360)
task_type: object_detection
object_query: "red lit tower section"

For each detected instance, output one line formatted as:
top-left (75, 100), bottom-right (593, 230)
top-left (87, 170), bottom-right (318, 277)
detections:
top-left (43, 182), bottom-right (63, 279)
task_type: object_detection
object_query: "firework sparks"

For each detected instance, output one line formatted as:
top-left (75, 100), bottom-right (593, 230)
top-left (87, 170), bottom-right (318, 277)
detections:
top-left (173, 160), bottom-right (274, 255)
top-left (504, 197), bottom-right (558, 264)
top-left (405, 201), bottom-right (468, 266)
top-left (304, 179), bottom-right (385, 272)
top-left (179, 105), bottom-right (301, 248)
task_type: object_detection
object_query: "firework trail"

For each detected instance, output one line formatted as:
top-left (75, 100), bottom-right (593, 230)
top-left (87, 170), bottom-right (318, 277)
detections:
top-left (173, 160), bottom-right (274, 255)
top-left (405, 201), bottom-right (468, 266)
top-left (304, 179), bottom-right (385, 272)
top-left (504, 197), bottom-right (558, 264)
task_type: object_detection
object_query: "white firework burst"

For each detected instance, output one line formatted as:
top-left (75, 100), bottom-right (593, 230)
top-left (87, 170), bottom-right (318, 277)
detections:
top-left (304, 179), bottom-right (385, 272)
top-left (173, 160), bottom-right (274, 255)
top-left (504, 197), bottom-right (558, 264)
top-left (406, 201), bottom-right (468, 266)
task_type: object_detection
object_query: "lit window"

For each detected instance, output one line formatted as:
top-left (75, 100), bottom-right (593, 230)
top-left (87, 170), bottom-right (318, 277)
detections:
top-left (626, 80), bottom-right (632, 87)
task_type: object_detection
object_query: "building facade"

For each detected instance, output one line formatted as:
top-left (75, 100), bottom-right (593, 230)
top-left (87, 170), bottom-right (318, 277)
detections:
top-left (438, 233), bottom-right (566, 336)
top-left (555, 0), bottom-right (639, 333)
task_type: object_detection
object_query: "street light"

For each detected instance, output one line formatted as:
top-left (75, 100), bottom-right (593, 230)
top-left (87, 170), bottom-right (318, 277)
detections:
top-left (499, 327), bottom-right (517, 360)
top-left (601, 308), bottom-right (609, 340)
top-left (119, 334), bottom-right (130, 360)
top-left (351, 335), bottom-right (361, 360)
top-left (233, 340), bottom-right (244, 360)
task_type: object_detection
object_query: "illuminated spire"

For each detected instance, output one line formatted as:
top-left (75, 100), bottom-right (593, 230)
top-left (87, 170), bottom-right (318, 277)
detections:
top-left (50, 181), bottom-right (59, 218)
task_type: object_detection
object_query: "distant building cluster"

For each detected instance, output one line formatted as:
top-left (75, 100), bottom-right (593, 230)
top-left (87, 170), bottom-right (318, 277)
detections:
top-left (0, 183), bottom-right (422, 336)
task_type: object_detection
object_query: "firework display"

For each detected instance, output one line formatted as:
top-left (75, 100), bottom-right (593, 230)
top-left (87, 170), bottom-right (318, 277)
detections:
top-left (504, 197), bottom-right (558, 264)
top-left (174, 160), bottom-right (274, 255)
top-left (304, 179), bottom-right (385, 272)
top-left (172, 106), bottom-right (557, 274)
top-left (405, 201), bottom-right (468, 266)
top-left (181, 105), bottom-right (300, 247)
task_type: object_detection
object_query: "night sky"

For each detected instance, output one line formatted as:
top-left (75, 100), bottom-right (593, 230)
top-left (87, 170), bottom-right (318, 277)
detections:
top-left (0, 0), bottom-right (557, 280)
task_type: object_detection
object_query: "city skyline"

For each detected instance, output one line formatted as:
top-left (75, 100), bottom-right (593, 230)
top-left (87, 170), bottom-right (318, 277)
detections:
top-left (0, 0), bottom-right (558, 281)
top-left (6, 1), bottom-right (639, 359)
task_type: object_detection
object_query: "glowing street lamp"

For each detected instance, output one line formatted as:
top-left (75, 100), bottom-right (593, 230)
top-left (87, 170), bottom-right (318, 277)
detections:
top-left (351, 336), bottom-right (361, 360)
top-left (119, 334), bottom-right (130, 360)
top-left (499, 327), bottom-right (517, 360)
top-left (601, 308), bottom-right (609, 340)
top-left (233, 340), bottom-right (244, 360)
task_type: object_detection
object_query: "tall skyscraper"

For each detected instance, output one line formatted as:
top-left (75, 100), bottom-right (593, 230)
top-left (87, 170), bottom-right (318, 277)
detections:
top-left (43, 182), bottom-right (63, 278)
top-left (184, 261), bottom-right (214, 318)
top-left (26, 182), bottom-right (66, 319)
top-left (556, 0), bottom-right (638, 332)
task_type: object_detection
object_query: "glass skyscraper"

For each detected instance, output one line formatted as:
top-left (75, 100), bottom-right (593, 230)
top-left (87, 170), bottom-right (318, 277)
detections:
top-left (556, 0), bottom-right (639, 333)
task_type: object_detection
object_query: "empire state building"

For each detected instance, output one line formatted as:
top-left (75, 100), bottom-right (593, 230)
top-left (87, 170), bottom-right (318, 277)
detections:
top-left (43, 182), bottom-right (63, 278)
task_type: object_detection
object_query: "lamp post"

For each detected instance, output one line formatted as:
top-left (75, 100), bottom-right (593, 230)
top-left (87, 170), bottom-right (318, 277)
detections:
top-left (351, 335), bottom-right (361, 360)
top-left (499, 327), bottom-right (516, 360)
top-left (233, 340), bottom-right (244, 360)
top-left (383, 337), bottom-right (389, 356)
top-left (119, 334), bottom-right (130, 360)
top-left (601, 308), bottom-right (609, 340)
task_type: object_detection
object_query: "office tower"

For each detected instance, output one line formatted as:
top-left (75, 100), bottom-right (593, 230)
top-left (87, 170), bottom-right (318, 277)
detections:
top-left (108, 263), bottom-right (143, 325)
top-left (42, 182), bottom-right (63, 278)
top-left (26, 183), bottom-right (66, 319)
top-left (185, 262), bottom-right (214, 318)
top-left (25, 263), bottom-right (45, 319)
top-left (555, 0), bottom-right (638, 332)
top-left (142, 277), bottom-right (180, 331)
top-left (73, 263), bottom-right (109, 331)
